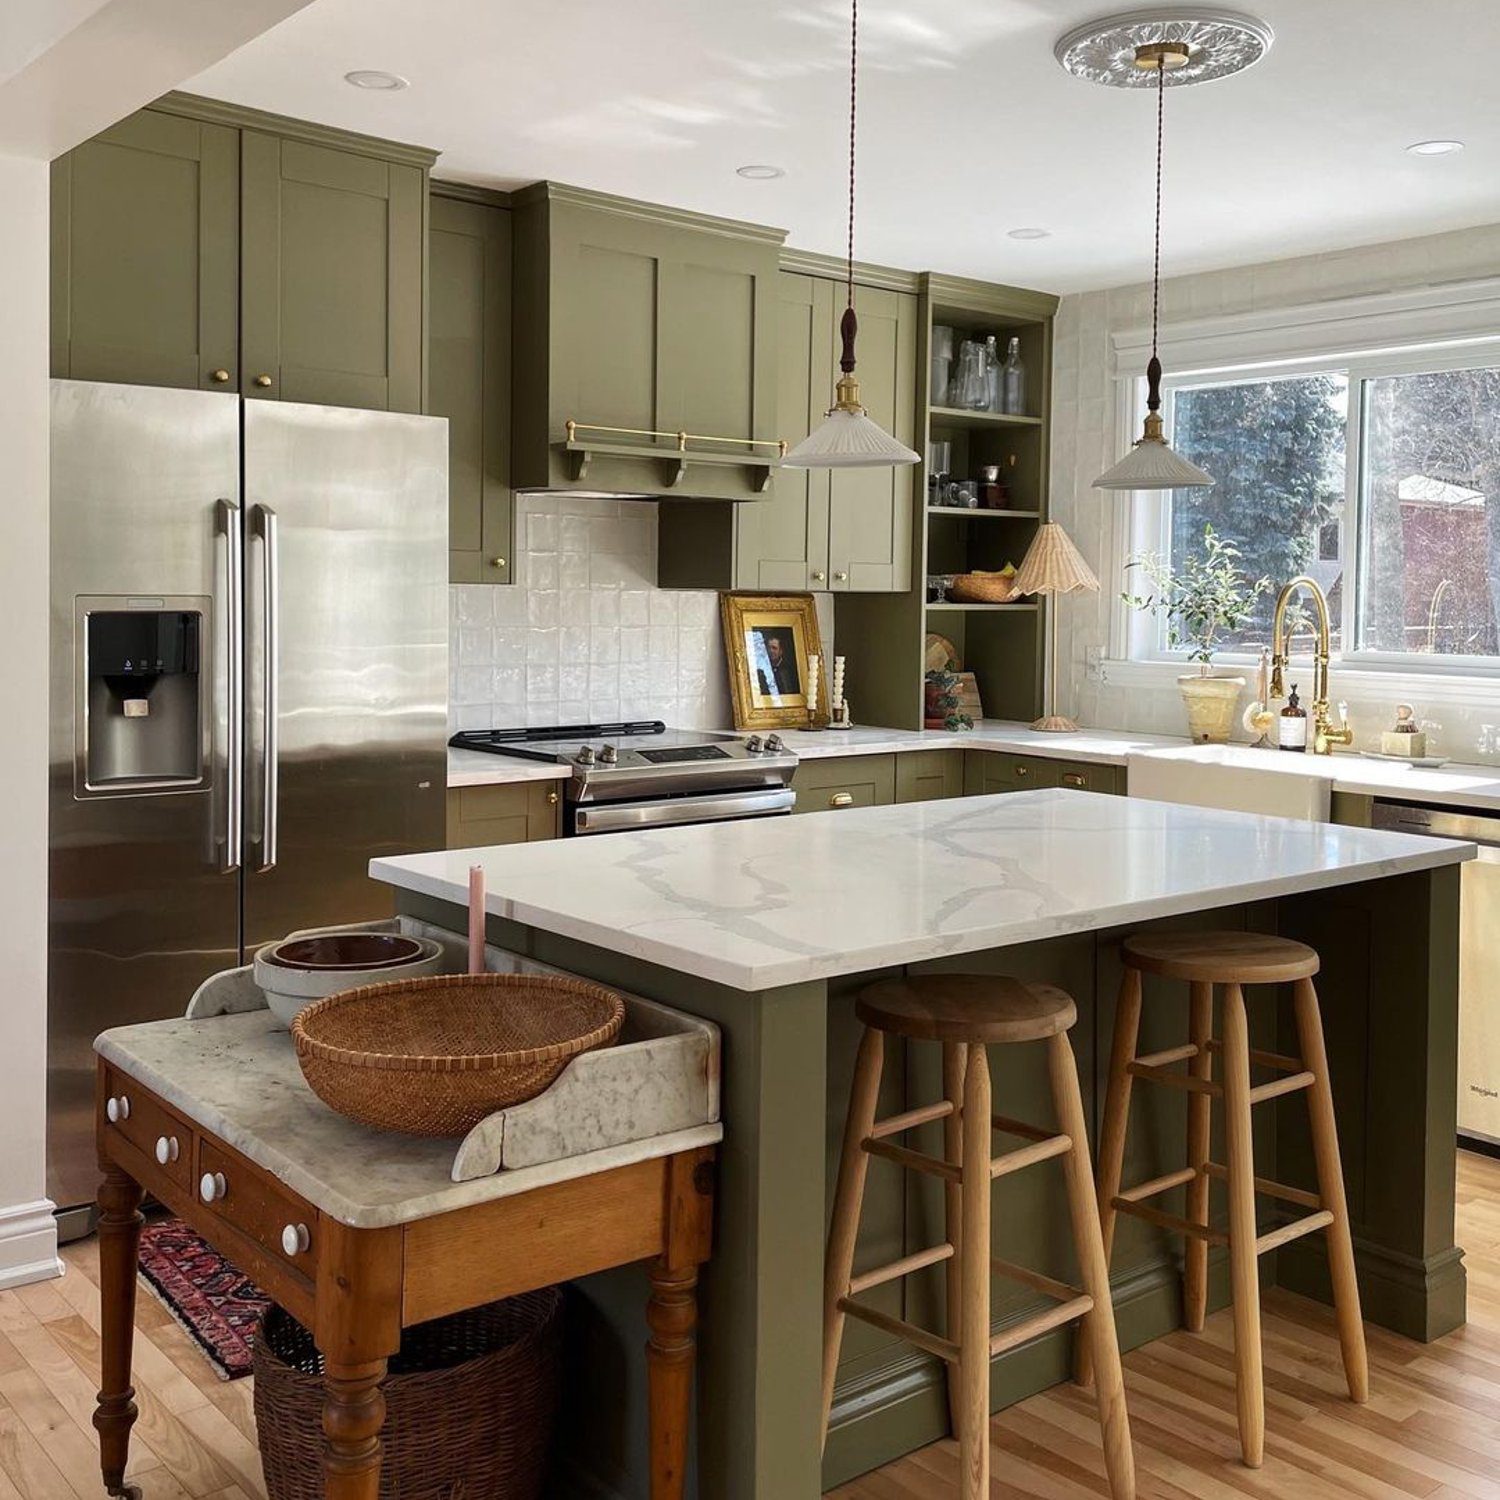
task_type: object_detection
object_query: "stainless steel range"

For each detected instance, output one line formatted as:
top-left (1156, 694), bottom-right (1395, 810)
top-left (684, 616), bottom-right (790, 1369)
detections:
top-left (450, 720), bottom-right (799, 835)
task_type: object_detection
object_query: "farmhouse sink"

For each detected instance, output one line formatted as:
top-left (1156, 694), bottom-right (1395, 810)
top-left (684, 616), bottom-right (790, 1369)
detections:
top-left (1126, 744), bottom-right (1332, 821)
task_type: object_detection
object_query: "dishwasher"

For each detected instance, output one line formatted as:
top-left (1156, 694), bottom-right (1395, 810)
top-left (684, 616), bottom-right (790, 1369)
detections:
top-left (1373, 800), bottom-right (1500, 1151)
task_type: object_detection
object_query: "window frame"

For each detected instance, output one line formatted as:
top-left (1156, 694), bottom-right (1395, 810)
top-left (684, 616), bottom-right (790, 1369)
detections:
top-left (1117, 337), bottom-right (1500, 679)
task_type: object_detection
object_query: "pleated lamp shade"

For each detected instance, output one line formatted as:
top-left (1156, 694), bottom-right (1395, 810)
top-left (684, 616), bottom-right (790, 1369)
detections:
top-left (1013, 521), bottom-right (1100, 597)
top-left (1092, 427), bottom-right (1214, 491)
top-left (782, 408), bottom-right (921, 469)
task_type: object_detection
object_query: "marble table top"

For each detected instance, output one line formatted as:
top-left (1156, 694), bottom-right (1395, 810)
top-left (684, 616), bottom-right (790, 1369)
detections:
top-left (95, 1011), bottom-right (721, 1228)
top-left (372, 788), bottom-right (1473, 992)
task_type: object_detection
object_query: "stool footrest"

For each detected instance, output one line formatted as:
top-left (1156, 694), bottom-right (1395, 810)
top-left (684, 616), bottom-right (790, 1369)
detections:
top-left (1248, 1070), bottom-right (1315, 1104)
top-left (1203, 1160), bottom-right (1322, 1211)
top-left (848, 1242), bottom-right (954, 1296)
top-left (1113, 1196), bottom-right (1227, 1245)
top-left (991, 1111), bottom-right (1055, 1143)
top-left (868, 1100), bottom-right (953, 1140)
top-left (1134, 1042), bottom-right (1199, 1068)
top-left (861, 1137), bottom-right (958, 1183)
top-left (1255, 1209), bottom-right (1334, 1256)
top-left (991, 1132), bottom-right (1072, 1179)
top-left (1127, 1059), bottom-right (1221, 1097)
top-left (989, 1295), bottom-right (1094, 1358)
top-left (1206, 1037), bottom-right (1305, 1074)
top-left (1116, 1166), bottom-right (1198, 1204)
top-left (990, 1255), bottom-right (1081, 1306)
top-left (838, 1297), bottom-right (958, 1365)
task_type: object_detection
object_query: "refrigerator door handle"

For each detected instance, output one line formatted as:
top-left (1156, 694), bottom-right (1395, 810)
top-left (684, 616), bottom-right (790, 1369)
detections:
top-left (217, 498), bottom-right (243, 873)
top-left (253, 503), bottom-right (280, 872)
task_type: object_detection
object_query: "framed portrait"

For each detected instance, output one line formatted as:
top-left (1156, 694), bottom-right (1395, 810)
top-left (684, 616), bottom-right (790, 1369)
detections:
top-left (720, 592), bottom-right (826, 730)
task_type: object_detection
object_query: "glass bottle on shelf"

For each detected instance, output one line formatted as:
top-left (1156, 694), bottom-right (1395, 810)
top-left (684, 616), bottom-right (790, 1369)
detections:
top-left (983, 334), bottom-right (1002, 412)
top-left (950, 341), bottom-right (988, 410)
top-left (1002, 336), bottom-right (1026, 414)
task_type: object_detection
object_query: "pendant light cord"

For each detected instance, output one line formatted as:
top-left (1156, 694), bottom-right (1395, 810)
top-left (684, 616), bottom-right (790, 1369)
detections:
top-left (846, 0), bottom-right (858, 315)
top-left (1152, 54), bottom-right (1163, 369)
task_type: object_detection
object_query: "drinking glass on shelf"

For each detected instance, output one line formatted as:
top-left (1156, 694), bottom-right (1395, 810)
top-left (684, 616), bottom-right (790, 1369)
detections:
top-left (949, 341), bottom-right (988, 410)
top-left (927, 574), bottom-right (949, 603)
top-left (955, 480), bottom-right (979, 509)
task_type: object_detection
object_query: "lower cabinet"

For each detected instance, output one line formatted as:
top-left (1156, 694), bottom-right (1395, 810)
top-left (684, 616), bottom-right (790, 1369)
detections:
top-left (446, 782), bottom-right (562, 848)
top-left (895, 750), bottom-right (965, 803)
top-left (791, 755), bottom-right (896, 815)
top-left (963, 750), bottom-right (1122, 796)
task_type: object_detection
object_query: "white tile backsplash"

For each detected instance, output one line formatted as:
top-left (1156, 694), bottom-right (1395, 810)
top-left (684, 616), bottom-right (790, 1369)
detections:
top-left (449, 495), bottom-right (734, 733)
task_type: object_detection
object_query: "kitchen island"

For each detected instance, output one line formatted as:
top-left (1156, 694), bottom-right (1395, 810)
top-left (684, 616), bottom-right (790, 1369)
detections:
top-left (372, 789), bottom-right (1472, 1499)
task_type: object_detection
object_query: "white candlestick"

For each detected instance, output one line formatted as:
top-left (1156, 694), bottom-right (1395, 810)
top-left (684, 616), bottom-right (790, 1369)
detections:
top-left (831, 655), bottom-right (845, 713)
top-left (807, 654), bottom-right (821, 719)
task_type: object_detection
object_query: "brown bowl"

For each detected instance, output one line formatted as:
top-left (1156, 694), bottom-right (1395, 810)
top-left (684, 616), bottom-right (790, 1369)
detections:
top-left (263, 933), bottom-right (426, 972)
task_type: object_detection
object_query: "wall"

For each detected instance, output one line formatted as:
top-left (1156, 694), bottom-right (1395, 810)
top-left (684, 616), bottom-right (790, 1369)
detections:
top-left (450, 494), bottom-right (834, 733)
top-left (0, 153), bottom-right (57, 1287)
top-left (1050, 220), bottom-right (1500, 762)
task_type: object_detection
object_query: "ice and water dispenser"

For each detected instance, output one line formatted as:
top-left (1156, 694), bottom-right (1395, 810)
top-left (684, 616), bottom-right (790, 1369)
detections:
top-left (79, 602), bottom-right (207, 793)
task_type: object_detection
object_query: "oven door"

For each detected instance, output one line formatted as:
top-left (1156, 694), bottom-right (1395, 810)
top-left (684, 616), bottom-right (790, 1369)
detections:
top-left (571, 787), bottom-right (796, 835)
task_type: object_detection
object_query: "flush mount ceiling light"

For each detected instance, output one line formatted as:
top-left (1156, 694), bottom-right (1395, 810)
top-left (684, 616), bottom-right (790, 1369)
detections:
top-left (343, 69), bottom-right (409, 91)
top-left (1007, 227), bottom-right (1052, 240)
top-left (1055, 7), bottom-right (1272, 88)
top-left (736, 164), bottom-right (786, 180)
top-left (1406, 139), bottom-right (1464, 156)
top-left (782, 0), bottom-right (920, 471)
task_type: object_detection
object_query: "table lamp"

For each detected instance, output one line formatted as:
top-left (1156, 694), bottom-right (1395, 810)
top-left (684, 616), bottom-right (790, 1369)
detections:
top-left (1012, 521), bottom-right (1100, 734)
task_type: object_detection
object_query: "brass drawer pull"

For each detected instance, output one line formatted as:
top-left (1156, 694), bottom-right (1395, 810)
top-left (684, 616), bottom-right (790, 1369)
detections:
top-left (253, 373), bottom-right (273, 388)
top-left (155, 1135), bottom-right (180, 1165)
top-left (281, 1222), bottom-right (312, 1257)
top-left (830, 791), bottom-right (855, 808)
top-left (209, 368), bottom-right (230, 384)
top-left (1012, 765), bottom-right (1029, 778)
top-left (106, 1095), bottom-right (130, 1124)
top-left (1062, 772), bottom-right (1087, 788)
top-left (200, 1171), bottom-right (228, 1204)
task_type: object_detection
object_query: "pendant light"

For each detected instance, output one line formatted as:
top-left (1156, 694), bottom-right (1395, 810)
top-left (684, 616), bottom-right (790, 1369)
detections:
top-left (782, 0), bottom-right (920, 470)
top-left (1092, 41), bottom-right (1213, 492)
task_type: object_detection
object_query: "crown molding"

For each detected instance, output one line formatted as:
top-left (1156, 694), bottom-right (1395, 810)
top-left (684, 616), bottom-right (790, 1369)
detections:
top-left (430, 178), bottom-right (513, 210)
top-left (777, 247), bottom-right (920, 294)
top-left (922, 273), bottom-right (1060, 323)
top-left (509, 180), bottom-right (787, 246)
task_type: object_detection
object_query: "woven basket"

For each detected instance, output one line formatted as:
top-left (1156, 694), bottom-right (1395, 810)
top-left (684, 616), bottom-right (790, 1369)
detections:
top-left (291, 973), bottom-right (625, 1136)
top-left (948, 570), bottom-right (1018, 604)
top-left (253, 1292), bottom-right (561, 1500)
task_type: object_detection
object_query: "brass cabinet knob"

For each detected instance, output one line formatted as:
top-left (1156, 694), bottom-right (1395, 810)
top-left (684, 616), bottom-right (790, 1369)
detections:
top-left (546, 790), bottom-right (559, 805)
top-left (281, 1223), bottom-right (312, 1257)
top-left (1062, 772), bottom-right (1086, 788)
top-left (833, 570), bottom-right (848, 582)
top-left (209, 368), bottom-right (230, 383)
top-left (199, 1171), bottom-right (227, 1204)
top-left (811, 570), bottom-right (826, 582)
top-left (829, 791), bottom-right (854, 808)
top-left (490, 557), bottom-right (507, 570)
top-left (1013, 765), bottom-right (1029, 778)
top-left (253, 373), bottom-right (273, 388)
top-left (155, 1135), bottom-right (180, 1165)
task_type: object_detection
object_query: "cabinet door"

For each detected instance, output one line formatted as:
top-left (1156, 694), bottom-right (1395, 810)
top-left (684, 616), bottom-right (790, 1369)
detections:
top-left (430, 195), bottom-right (513, 585)
top-left (894, 750), bottom-right (964, 803)
top-left (447, 783), bottom-right (562, 848)
top-left (52, 109), bottom-right (238, 388)
top-left (240, 133), bottom-right (424, 412)
top-left (963, 750), bottom-right (1059, 795)
top-left (733, 273), bottom-right (832, 590)
top-left (790, 755), bottom-right (896, 815)
top-left (826, 286), bottom-right (917, 592)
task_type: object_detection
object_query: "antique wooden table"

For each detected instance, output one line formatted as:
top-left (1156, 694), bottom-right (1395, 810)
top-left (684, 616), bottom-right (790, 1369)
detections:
top-left (90, 1012), bottom-right (720, 1499)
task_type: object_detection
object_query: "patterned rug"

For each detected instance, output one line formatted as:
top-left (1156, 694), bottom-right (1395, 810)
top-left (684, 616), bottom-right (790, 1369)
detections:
top-left (137, 1216), bottom-right (268, 1380)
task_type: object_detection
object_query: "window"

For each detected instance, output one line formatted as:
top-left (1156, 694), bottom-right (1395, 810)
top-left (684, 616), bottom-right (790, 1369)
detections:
top-left (1125, 351), bottom-right (1500, 671)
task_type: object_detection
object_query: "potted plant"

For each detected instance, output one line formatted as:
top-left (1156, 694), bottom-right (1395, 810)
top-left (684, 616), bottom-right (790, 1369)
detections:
top-left (1122, 524), bottom-right (1269, 743)
top-left (924, 663), bottom-right (974, 732)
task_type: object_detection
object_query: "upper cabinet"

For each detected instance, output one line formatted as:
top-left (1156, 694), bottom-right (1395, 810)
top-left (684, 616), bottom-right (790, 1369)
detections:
top-left (429, 187), bottom-right (513, 585)
top-left (51, 94), bottom-right (435, 413)
top-left (511, 184), bottom-right (785, 499)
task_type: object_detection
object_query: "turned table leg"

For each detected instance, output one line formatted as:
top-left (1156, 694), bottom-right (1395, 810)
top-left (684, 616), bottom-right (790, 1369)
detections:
top-left (323, 1358), bottom-right (389, 1500)
top-left (94, 1164), bottom-right (145, 1500)
top-left (648, 1258), bottom-right (699, 1500)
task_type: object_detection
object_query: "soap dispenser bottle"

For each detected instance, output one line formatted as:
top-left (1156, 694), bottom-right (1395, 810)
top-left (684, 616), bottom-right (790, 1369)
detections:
top-left (1279, 684), bottom-right (1308, 753)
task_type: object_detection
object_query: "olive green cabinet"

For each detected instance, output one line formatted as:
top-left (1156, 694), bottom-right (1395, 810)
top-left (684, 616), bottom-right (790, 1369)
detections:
top-left (511, 183), bottom-right (783, 499)
top-left (52, 109), bottom-right (239, 389)
top-left (894, 749), bottom-right (965, 802)
top-left (963, 750), bottom-right (1122, 796)
top-left (429, 189), bottom-right (514, 584)
top-left (790, 754), bottom-right (896, 815)
top-left (52, 96), bottom-right (431, 412)
top-left (446, 782), bottom-right (561, 849)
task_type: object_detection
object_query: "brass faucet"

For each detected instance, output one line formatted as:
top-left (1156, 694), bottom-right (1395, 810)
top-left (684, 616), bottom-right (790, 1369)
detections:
top-left (1268, 576), bottom-right (1352, 755)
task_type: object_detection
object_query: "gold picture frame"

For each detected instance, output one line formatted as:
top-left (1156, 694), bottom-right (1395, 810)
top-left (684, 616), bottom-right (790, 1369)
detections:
top-left (720, 592), bottom-right (826, 730)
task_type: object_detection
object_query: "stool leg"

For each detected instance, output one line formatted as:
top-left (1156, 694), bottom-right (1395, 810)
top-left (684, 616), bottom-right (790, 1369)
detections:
top-left (821, 1025), bottom-right (885, 1449)
top-left (1049, 1034), bottom-right (1136, 1500)
top-left (959, 1041), bottom-right (991, 1500)
top-left (1183, 980), bottom-right (1214, 1332)
top-left (942, 1039), bottom-right (965, 1439)
top-left (1222, 982), bottom-right (1264, 1468)
top-left (1294, 976), bottom-right (1369, 1404)
top-left (1080, 964), bottom-right (1142, 1388)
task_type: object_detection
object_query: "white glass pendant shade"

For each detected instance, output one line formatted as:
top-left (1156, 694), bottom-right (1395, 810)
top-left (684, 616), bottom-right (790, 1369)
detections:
top-left (783, 408), bottom-right (920, 468)
top-left (1093, 427), bottom-right (1214, 490)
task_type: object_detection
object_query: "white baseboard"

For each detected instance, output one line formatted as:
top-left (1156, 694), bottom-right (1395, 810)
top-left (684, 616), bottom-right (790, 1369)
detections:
top-left (0, 1198), bottom-right (62, 1289)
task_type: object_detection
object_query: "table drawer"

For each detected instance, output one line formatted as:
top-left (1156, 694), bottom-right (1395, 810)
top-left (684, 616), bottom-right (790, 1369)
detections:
top-left (101, 1069), bottom-right (193, 1190)
top-left (196, 1139), bottom-right (320, 1276)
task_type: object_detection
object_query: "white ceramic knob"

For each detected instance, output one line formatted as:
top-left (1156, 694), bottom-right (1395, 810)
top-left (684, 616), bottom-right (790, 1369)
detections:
top-left (199, 1171), bottom-right (227, 1204)
top-left (281, 1223), bottom-right (311, 1257)
top-left (106, 1095), bottom-right (130, 1123)
top-left (155, 1135), bottom-right (179, 1165)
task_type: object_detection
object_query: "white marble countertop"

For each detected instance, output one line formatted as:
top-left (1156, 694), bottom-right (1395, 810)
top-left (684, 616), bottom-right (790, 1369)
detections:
top-left (449, 746), bottom-right (572, 787)
top-left (372, 789), bottom-right (1472, 992)
top-left (95, 1010), bottom-right (721, 1228)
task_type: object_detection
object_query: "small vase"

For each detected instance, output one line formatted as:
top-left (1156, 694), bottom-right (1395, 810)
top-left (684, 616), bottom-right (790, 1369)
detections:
top-left (1177, 672), bottom-right (1245, 744)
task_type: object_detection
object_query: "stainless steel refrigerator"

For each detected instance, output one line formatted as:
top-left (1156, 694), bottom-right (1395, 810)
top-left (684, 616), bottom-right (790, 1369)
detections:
top-left (48, 381), bottom-right (448, 1229)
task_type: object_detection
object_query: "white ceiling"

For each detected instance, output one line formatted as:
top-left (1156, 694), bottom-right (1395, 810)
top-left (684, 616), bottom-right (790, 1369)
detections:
top-left (187, 0), bottom-right (1500, 293)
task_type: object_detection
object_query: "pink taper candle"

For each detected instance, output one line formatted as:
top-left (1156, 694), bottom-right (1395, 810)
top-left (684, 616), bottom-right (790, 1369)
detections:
top-left (468, 864), bottom-right (486, 974)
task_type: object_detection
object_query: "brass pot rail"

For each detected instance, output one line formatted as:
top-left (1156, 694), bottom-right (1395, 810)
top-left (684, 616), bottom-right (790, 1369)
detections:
top-left (562, 420), bottom-right (786, 491)
top-left (565, 420), bottom-right (787, 457)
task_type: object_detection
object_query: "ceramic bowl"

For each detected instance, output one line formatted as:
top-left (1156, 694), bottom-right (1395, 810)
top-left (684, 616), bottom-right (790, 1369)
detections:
top-left (254, 932), bottom-right (446, 1027)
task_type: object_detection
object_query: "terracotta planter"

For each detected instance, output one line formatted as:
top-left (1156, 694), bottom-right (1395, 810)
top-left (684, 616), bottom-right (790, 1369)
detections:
top-left (1177, 672), bottom-right (1245, 745)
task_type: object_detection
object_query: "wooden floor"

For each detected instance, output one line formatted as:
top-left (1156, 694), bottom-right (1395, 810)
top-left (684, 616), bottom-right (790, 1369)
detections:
top-left (0, 1151), bottom-right (1497, 1498)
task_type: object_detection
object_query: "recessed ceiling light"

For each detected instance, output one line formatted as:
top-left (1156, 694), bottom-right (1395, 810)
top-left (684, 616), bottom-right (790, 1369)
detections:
top-left (736, 164), bottom-right (785, 180)
top-left (1007, 227), bottom-right (1051, 241)
top-left (1406, 139), bottom-right (1464, 156)
top-left (344, 69), bottom-right (409, 91)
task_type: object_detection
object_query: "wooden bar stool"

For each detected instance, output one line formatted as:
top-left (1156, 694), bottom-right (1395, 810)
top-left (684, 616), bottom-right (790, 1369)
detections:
top-left (822, 975), bottom-right (1135, 1500)
top-left (1087, 930), bottom-right (1369, 1468)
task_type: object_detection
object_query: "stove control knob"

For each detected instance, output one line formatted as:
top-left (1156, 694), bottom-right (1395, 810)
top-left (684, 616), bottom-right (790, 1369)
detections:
top-left (765, 734), bottom-right (785, 754)
top-left (744, 735), bottom-right (763, 754)
top-left (599, 743), bottom-right (619, 764)
top-left (575, 745), bottom-right (596, 766)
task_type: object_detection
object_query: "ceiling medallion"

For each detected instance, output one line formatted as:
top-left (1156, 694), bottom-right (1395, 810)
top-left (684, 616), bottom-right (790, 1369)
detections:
top-left (1054, 8), bottom-right (1272, 89)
